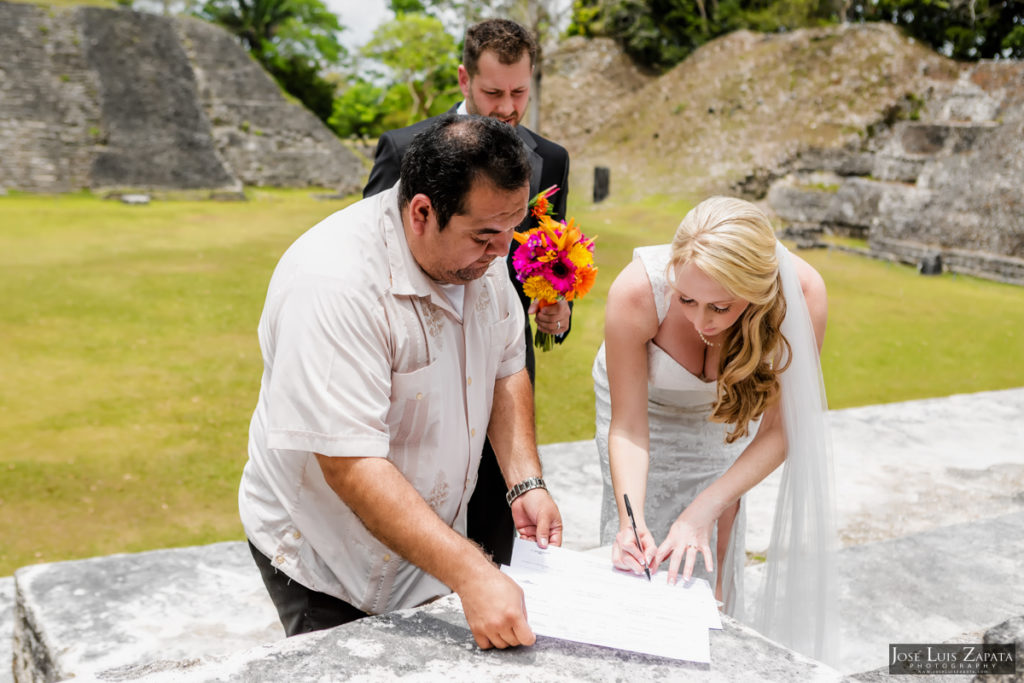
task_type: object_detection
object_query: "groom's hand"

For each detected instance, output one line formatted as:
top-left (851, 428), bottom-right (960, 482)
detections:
top-left (510, 488), bottom-right (562, 548)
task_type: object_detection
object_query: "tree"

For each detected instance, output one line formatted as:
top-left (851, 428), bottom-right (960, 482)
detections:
top-left (198, 0), bottom-right (345, 122)
top-left (361, 14), bottom-right (461, 125)
top-left (570, 0), bottom-right (1024, 69)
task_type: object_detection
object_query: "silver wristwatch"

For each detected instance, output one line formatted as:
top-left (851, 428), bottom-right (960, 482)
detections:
top-left (505, 477), bottom-right (547, 506)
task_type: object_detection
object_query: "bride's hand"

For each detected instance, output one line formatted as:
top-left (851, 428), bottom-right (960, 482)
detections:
top-left (652, 506), bottom-right (716, 585)
top-left (612, 525), bottom-right (656, 575)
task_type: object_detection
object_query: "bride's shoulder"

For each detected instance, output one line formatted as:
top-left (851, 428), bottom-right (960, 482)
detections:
top-left (606, 259), bottom-right (659, 333)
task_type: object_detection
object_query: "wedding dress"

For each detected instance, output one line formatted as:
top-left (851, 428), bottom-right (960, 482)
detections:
top-left (592, 242), bottom-right (837, 665)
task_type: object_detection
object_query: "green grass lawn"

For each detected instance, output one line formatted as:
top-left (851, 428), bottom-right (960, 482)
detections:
top-left (2, 190), bottom-right (1023, 575)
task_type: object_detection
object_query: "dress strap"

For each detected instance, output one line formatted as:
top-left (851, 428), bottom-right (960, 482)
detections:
top-left (633, 245), bottom-right (673, 324)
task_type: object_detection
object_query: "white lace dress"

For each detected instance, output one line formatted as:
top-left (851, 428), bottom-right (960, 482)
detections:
top-left (592, 244), bottom-right (755, 616)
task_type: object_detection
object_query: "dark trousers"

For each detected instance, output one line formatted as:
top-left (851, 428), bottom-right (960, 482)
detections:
top-left (467, 438), bottom-right (516, 566)
top-left (466, 325), bottom-right (533, 566)
top-left (248, 540), bottom-right (368, 637)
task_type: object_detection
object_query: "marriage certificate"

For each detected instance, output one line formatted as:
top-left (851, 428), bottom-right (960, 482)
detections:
top-left (501, 538), bottom-right (722, 663)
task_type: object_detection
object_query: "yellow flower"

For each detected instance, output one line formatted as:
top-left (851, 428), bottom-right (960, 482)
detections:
top-left (522, 275), bottom-right (560, 304)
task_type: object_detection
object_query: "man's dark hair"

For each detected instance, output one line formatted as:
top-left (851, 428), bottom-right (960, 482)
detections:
top-left (463, 18), bottom-right (537, 75)
top-left (399, 114), bottom-right (530, 230)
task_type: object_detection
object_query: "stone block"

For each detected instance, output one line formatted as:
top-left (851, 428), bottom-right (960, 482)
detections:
top-left (795, 149), bottom-right (875, 177)
top-left (12, 542), bottom-right (282, 683)
top-left (980, 616), bottom-right (1024, 683)
top-left (822, 177), bottom-right (886, 230)
top-left (767, 184), bottom-right (835, 224)
top-left (2, 577), bottom-right (13, 683)
top-left (102, 594), bottom-right (844, 682)
top-left (743, 511), bottom-right (1024, 676)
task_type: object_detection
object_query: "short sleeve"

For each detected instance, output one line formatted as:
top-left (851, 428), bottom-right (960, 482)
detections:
top-left (263, 277), bottom-right (392, 459)
top-left (493, 277), bottom-right (527, 379)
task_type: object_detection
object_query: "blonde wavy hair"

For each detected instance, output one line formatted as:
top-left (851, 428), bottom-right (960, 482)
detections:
top-left (668, 196), bottom-right (792, 443)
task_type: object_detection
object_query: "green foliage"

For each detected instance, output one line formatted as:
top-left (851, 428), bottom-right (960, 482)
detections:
top-left (197, 0), bottom-right (344, 124)
top-left (328, 80), bottom-right (419, 139)
top-left (848, 0), bottom-right (1024, 58)
top-left (569, 0), bottom-right (1024, 69)
top-left (360, 13), bottom-right (461, 126)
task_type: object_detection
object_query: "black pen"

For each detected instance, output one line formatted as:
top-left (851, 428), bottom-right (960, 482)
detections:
top-left (623, 494), bottom-right (651, 581)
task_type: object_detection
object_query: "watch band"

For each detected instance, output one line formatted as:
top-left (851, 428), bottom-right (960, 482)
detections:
top-left (505, 476), bottom-right (547, 506)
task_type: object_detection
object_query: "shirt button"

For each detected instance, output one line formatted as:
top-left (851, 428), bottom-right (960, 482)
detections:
top-left (467, 377), bottom-right (472, 386)
top-left (293, 530), bottom-right (302, 540)
top-left (382, 554), bottom-right (391, 562)
top-left (471, 428), bottom-right (476, 437)
top-left (274, 555), bottom-right (285, 565)
top-left (416, 392), bottom-right (423, 401)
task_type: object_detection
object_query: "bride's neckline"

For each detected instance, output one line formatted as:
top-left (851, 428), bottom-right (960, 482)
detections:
top-left (649, 340), bottom-right (717, 385)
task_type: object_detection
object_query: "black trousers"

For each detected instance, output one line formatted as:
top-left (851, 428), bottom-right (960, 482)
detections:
top-left (466, 325), bottom-right (533, 567)
top-left (248, 540), bottom-right (368, 637)
top-left (466, 438), bottom-right (516, 566)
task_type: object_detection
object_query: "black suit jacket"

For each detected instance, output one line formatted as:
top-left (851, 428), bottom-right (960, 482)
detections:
top-left (363, 106), bottom-right (572, 381)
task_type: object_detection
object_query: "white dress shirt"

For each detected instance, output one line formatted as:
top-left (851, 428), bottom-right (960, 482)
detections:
top-left (240, 187), bottom-right (526, 614)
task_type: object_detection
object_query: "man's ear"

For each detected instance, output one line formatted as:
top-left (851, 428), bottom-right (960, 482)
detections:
top-left (457, 64), bottom-right (471, 99)
top-left (408, 194), bottom-right (433, 236)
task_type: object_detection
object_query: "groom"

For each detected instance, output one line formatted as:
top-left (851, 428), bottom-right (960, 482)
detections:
top-left (364, 18), bottom-right (572, 565)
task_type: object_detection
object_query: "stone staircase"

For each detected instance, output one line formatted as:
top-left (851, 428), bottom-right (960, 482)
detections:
top-left (6, 387), bottom-right (1024, 681)
top-left (767, 62), bottom-right (1024, 286)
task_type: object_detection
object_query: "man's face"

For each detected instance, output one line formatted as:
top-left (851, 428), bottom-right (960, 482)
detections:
top-left (411, 181), bottom-right (529, 285)
top-left (459, 50), bottom-right (532, 127)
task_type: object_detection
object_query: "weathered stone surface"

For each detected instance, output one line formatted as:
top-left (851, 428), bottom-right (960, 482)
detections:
top-left (79, 7), bottom-right (239, 192)
top-left (767, 184), bottom-right (836, 224)
top-left (0, 1), bottom-right (364, 194)
top-left (538, 440), bottom-right (603, 552)
top-left (823, 177), bottom-right (887, 230)
top-left (177, 17), bottom-right (364, 193)
top-left (794, 149), bottom-right (875, 177)
top-left (743, 512), bottom-right (1024, 676)
top-left (834, 512), bottom-right (1024, 675)
top-left (95, 594), bottom-right (843, 682)
top-left (768, 60), bottom-right (1024, 284)
top-left (979, 616), bottom-right (1024, 683)
top-left (12, 542), bottom-right (282, 683)
top-left (2, 577), bottom-right (13, 683)
top-left (0, 2), bottom-right (102, 193)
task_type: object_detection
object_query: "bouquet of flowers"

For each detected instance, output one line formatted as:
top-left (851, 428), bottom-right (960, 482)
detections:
top-left (512, 186), bottom-right (598, 351)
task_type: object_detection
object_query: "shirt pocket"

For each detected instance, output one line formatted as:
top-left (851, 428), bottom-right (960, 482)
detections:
top-left (387, 361), bottom-right (438, 481)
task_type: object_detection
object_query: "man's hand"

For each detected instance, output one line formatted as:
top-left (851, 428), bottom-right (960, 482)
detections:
top-left (510, 488), bottom-right (562, 549)
top-left (455, 564), bottom-right (535, 649)
top-left (528, 299), bottom-right (570, 337)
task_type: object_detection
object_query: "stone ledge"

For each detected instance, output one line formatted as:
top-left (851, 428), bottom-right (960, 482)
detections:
top-left (12, 542), bottom-right (281, 683)
top-left (85, 594), bottom-right (846, 682)
top-left (2, 577), bottom-right (13, 683)
top-left (746, 510), bottom-right (1024, 675)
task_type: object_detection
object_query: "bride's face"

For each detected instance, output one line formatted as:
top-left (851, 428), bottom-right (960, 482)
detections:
top-left (672, 261), bottom-right (750, 341)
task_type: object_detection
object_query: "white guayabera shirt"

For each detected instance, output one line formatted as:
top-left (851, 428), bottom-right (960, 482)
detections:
top-left (240, 187), bottom-right (526, 614)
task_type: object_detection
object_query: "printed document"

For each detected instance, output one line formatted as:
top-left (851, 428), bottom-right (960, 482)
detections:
top-left (501, 538), bottom-right (722, 663)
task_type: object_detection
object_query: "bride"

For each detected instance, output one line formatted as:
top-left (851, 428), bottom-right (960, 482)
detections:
top-left (593, 196), bottom-right (838, 663)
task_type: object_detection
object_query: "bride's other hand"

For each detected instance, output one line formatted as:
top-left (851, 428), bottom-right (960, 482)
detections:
top-left (652, 507), bottom-right (715, 585)
top-left (612, 526), bottom-right (656, 575)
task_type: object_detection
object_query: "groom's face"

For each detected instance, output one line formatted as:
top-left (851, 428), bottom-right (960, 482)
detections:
top-left (459, 49), bottom-right (532, 128)
top-left (409, 180), bottom-right (529, 285)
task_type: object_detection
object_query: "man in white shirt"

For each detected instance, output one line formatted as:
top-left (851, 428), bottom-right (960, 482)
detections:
top-left (240, 115), bottom-right (562, 649)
